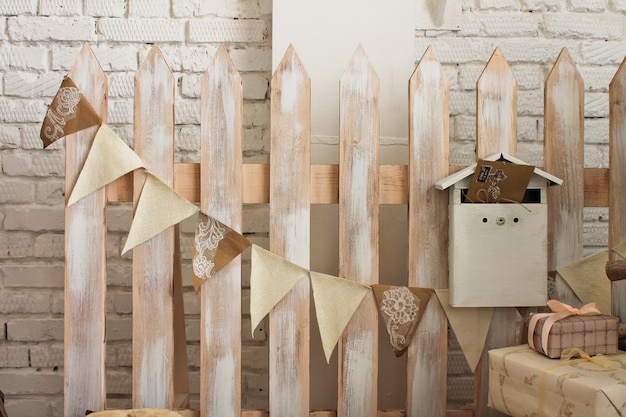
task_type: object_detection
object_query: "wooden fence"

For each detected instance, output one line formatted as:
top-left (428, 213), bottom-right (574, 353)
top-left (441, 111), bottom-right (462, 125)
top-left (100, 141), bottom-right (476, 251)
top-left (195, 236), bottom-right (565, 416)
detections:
top-left (63, 43), bottom-right (626, 417)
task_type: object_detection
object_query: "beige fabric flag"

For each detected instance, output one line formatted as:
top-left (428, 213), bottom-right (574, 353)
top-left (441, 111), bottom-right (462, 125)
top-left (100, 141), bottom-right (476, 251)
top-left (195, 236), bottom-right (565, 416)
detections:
top-left (310, 271), bottom-right (370, 363)
top-left (40, 76), bottom-right (101, 148)
top-left (192, 212), bottom-right (251, 291)
top-left (612, 238), bottom-right (626, 259)
top-left (557, 250), bottom-right (611, 314)
top-left (122, 172), bottom-right (199, 255)
top-left (436, 289), bottom-right (493, 373)
top-left (250, 244), bottom-right (308, 336)
top-left (372, 284), bottom-right (434, 357)
top-left (67, 124), bottom-right (145, 206)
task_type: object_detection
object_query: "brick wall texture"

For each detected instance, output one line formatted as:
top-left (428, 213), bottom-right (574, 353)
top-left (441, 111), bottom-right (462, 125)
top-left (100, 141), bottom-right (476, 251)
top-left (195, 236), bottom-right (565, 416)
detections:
top-left (0, 0), bottom-right (622, 416)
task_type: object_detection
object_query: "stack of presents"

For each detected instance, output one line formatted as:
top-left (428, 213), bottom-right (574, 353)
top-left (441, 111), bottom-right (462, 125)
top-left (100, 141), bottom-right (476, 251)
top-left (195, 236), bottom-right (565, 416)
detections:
top-left (488, 301), bottom-right (625, 417)
top-left (436, 154), bottom-right (626, 416)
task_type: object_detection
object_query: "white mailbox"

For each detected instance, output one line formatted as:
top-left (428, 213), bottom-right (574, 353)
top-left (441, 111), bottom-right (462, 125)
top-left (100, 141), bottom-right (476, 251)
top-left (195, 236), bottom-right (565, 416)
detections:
top-left (435, 153), bottom-right (563, 307)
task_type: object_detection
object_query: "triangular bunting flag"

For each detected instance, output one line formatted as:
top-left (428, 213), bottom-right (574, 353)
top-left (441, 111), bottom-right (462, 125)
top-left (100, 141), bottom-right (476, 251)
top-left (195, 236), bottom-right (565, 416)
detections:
top-left (250, 244), bottom-right (308, 336)
top-left (40, 76), bottom-right (101, 148)
top-left (372, 285), bottom-right (433, 357)
top-left (192, 212), bottom-right (251, 291)
top-left (435, 289), bottom-right (493, 373)
top-left (310, 271), bottom-right (370, 363)
top-left (612, 238), bottom-right (626, 259)
top-left (122, 172), bottom-right (200, 254)
top-left (67, 124), bottom-right (145, 206)
top-left (557, 250), bottom-right (611, 314)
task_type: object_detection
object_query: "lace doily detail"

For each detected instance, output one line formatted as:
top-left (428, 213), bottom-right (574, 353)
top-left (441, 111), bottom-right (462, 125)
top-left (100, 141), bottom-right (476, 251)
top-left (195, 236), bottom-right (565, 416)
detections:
top-left (43, 86), bottom-right (80, 141)
top-left (380, 287), bottom-right (420, 351)
top-left (193, 214), bottom-right (226, 280)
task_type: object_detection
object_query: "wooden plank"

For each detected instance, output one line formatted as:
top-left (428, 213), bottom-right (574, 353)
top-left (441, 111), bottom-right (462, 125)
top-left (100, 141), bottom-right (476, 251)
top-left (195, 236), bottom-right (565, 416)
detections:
top-left (406, 46), bottom-right (449, 417)
top-left (473, 47), bottom-right (517, 417)
top-left (609, 57), bottom-right (626, 322)
top-left (584, 168), bottom-right (609, 207)
top-left (476, 48), bottom-right (517, 159)
top-left (173, 225), bottom-right (190, 409)
top-left (108, 164), bottom-right (610, 206)
top-left (337, 45), bottom-right (379, 417)
top-left (544, 48), bottom-right (585, 307)
top-left (132, 44), bottom-right (176, 408)
top-left (199, 45), bottom-right (243, 417)
top-left (269, 45), bottom-right (311, 417)
top-left (64, 43), bottom-right (108, 417)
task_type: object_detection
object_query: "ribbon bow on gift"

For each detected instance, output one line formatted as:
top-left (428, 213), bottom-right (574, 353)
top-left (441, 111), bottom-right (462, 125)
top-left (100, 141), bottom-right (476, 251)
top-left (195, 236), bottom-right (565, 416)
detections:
top-left (528, 300), bottom-right (602, 355)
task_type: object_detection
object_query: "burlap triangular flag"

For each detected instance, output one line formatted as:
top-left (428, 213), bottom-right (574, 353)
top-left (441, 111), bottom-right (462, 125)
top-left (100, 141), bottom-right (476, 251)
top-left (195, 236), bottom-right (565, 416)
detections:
top-left (67, 124), bottom-right (145, 206)
top-left (250, 244), bottom-right (308, 336)
top-left (40, 76), bottom-right (101, 148)
top-left (435, 289), bottom-right (493, 373)
top-left (192, 212), bottom-right (251, 291)
top-left (372, 284), bottom-right (434, 357)
top-left (557, 250), bottom-right (611, 314)
top-left (310, 271), bottom-right (370, 363)
top-left (122, 172), bottom-right (200, 255)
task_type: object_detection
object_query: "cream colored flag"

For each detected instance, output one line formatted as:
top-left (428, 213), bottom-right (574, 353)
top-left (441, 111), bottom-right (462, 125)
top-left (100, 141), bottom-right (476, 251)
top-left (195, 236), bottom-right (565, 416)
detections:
top-left (67, 124), bottom-right (145, 206)
top-left (250, 244), bottom-right (308, 336)
top-left (310, 271), bottom-right (370, 363)
top-left (557, 250), bottom-right (611, 314)
top-left (612, 238), bottom-right (626, 259)
top-left (122, 172), bottom-right (199, 255)
top-left (436, 289), bottom-right (493, 373)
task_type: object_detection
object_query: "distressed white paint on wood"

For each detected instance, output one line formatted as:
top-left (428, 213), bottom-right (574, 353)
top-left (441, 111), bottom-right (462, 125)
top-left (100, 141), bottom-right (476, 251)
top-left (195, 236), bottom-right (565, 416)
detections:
top-left (544, 48), bottom-right (584, 307)
top-left (337, 45), bottom-right (379, 417)
top-left (132, 44), bottom-right (176, 408)
top-left (473, 48), bottom-right (517, 417)
top-left (64, 43), bottom-right (108, 417)
top-left (200, 45), bottom-right (243, 417)
top-left (269, 45), bottom-right (311, 417)
top-left (609, 58), bottom-right (626, 322)
top-left (476, 48), bottom-right (517, 158)
top-left (407, 46), bottom-right (448, 417)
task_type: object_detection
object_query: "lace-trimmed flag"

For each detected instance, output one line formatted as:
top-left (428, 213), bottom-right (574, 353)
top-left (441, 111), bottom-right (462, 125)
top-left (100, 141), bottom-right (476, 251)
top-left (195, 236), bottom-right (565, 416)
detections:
top-left (40, 76), bottom-right (101, 148)
top-left (192, 212), bottom-right (251, 291)
top-left (67, 124), bottom-right (145, 206)
top-left (372, 285), bottom-right (434, 357)
top-left (310, 271), bottom-right (370, 363)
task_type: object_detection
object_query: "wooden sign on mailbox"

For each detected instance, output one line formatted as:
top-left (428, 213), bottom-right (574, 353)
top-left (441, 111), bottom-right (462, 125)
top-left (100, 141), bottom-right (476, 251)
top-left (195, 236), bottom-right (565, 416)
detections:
top-left (435, 152), bottom-right (563, 307)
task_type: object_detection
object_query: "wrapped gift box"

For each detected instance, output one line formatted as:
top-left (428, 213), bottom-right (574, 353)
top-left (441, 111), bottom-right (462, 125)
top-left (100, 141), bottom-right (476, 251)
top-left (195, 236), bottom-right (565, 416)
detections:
top-left (529, 314), bottom-right (618, 358)
top-left (488, 345), bottom-right (626, 417)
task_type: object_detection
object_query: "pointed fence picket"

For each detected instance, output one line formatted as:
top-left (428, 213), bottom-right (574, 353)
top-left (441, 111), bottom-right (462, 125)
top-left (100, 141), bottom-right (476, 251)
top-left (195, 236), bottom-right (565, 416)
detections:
top-left (64, 44), bottom-right (108, 417)
top-left (473, 48), bottom-right (518, 417)
top-left (62, 43), bottom-right (625, 417)
top-left (609, 60), bottom-right (626, 324)
top-left (200, 45), bottom-right (244, 417)
top-left (132, 44), bottom-right (178, 409)
top-left (337, 46), bottom-right (379, 417)
top-left (269, 45), bottom-right (312, 417)
top-left (406, 46), bottom-right (449, 417)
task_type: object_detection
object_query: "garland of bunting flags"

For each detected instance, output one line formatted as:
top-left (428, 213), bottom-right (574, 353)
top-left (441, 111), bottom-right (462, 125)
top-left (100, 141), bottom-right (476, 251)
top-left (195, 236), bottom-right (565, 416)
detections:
top-left (41, 75), bottom-right (616, 370)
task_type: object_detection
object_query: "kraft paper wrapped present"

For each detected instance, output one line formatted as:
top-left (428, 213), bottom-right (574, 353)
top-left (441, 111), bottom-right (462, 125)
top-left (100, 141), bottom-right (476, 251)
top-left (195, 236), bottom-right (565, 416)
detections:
top-left (488, 345), bottom-right (626, 417)
top-left (528, 300), bottom-right (618, 358)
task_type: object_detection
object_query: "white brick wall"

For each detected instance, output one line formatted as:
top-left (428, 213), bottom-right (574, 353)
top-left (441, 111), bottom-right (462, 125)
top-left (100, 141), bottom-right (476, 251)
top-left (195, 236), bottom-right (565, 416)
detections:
top-left (0, 0), bottom-right (623, 415)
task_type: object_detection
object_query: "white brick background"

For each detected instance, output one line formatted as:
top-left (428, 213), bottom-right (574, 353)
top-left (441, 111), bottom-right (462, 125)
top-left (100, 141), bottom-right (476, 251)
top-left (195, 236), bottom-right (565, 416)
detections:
top-left (0, 0), bottom-right (622, 415)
